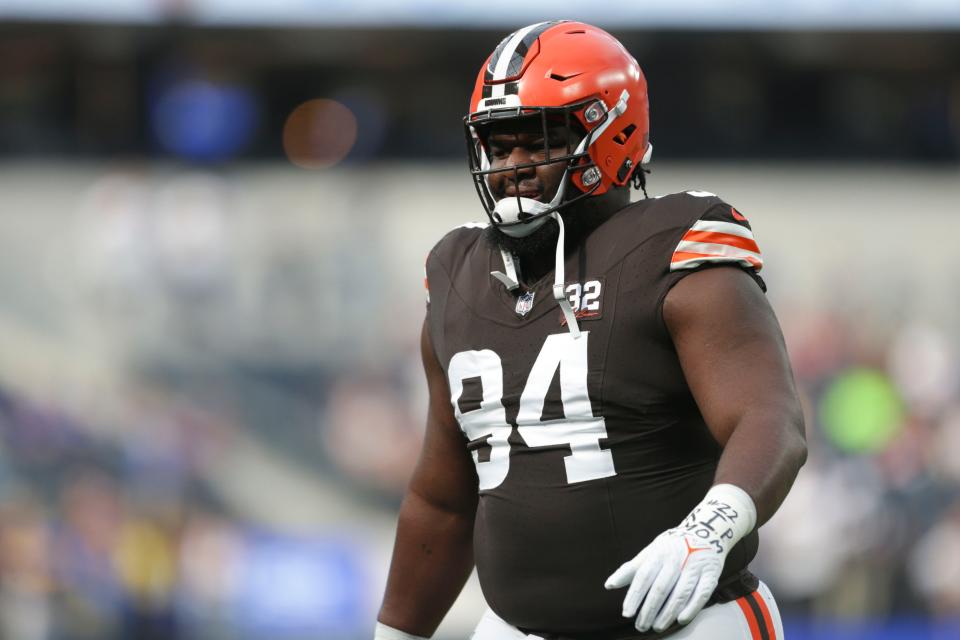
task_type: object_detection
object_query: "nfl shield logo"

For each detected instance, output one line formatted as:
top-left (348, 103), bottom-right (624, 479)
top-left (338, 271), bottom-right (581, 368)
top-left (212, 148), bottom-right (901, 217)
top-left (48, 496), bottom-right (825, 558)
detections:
top-left (515, 291), bottom-right (535, 317)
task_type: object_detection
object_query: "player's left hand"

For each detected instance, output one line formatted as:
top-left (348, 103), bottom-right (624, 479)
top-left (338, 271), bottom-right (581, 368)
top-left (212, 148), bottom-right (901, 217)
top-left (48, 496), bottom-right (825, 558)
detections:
top-left (604, 526), bottom-right (723, 633)
top-left (604, 484), bottom-right (757, 633)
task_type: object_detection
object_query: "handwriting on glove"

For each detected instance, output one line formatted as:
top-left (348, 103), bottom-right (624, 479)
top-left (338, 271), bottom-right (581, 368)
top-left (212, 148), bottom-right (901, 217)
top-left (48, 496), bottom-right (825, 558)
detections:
top-left (604, 485), bottom-right (756, 633)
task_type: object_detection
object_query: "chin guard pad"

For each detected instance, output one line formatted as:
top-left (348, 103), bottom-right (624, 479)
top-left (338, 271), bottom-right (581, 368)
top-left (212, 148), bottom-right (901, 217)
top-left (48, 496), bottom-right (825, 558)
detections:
top-left (493, 197), bottom-right (552, 238)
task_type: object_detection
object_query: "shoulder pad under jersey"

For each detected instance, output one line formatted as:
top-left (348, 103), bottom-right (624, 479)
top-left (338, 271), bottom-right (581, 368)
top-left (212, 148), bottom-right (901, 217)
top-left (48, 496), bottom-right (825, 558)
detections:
top-left (665, 192), bottom-right (763, 274)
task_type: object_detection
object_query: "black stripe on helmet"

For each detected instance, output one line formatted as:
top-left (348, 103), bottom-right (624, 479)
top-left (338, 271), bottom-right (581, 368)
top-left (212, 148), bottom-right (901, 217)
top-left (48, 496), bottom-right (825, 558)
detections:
top-left (485, 20), bottom-right (565, 82)
top-left (485, 32), bottom-right (515, 80)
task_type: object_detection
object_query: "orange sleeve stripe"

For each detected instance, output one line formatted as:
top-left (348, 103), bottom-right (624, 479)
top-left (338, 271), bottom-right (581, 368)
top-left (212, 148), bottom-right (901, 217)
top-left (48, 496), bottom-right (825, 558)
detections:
top-left (671, 251), bottom-right (763, 269)
top-left (671, 250), bottom-right (712, 261)
top-left (736, 596), bottom-right (763, 640)
top-left (754, 591), bottom-right (777, 639)
top-left (682, 229), bottom-right (761, 253)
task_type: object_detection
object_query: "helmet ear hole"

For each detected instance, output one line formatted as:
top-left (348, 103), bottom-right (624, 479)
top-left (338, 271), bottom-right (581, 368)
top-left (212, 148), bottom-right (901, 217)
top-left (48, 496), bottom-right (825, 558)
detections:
top-left (613, 124), bottom-right (636, 146)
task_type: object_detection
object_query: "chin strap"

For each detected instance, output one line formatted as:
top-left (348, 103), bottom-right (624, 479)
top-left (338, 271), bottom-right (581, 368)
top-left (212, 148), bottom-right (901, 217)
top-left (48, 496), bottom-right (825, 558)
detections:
top-left (551, 212), bottom-right (581, 339)
top-left (491, 248), bottom-right (520, 290)
top-left (490, 216), bottom-right (580, 338)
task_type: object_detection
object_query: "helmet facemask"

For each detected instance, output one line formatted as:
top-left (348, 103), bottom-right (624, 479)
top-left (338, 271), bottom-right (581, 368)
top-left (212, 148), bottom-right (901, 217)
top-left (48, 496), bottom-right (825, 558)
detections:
top-left (464, 97), bottom-right (616, 238)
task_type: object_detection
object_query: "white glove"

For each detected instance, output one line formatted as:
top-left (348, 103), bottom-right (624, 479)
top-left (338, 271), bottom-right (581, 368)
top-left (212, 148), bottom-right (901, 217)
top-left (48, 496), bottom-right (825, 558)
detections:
top-left (374, 622), bottom-right (429, 640)
top-left (604, 484), bottom-right (757, 633)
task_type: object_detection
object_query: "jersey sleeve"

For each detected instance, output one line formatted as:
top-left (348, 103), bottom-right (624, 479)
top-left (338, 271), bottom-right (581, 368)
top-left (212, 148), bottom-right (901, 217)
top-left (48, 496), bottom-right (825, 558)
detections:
top-left (423, 223), bottom-right (486, 364)
top-left (668, 202), bottom-right (766, 291)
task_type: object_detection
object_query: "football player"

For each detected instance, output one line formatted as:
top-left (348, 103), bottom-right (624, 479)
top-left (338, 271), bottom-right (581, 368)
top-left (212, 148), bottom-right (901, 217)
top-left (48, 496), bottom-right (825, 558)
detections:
top-left (377, 21), bottom-right (806, 640)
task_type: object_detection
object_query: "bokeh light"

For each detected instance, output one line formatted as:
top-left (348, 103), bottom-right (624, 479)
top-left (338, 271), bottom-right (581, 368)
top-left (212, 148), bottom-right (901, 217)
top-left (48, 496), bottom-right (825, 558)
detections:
top-left (151, 79), bottom-right (259, 162)
top-left (820, 368), bottom-right (905, 453)
top-left (282, 99), bottom-right (358, 169)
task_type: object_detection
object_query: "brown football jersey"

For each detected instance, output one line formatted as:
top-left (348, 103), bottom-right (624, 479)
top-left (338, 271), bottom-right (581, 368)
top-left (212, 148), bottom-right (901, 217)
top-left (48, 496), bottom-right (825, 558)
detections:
top-left (424, 192), bottom-right (765, 636)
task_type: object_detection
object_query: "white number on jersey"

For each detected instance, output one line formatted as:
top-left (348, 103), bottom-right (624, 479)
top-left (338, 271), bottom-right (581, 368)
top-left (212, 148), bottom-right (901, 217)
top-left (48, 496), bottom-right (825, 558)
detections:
top-left (564, 280), bottom-right (602, 312)
top-left (581, 281), bottom-right (601, 311)
top-left (565, 283), bottom-right (583, 311)
top-left (448, 350), bottom-right (512, 490)
top-left (447, 332), bottom-right (616, 489)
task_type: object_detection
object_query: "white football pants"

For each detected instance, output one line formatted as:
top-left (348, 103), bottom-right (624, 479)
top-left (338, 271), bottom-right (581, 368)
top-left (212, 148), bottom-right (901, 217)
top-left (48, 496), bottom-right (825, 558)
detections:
top-left (471, 581), bottom-right (783, 640)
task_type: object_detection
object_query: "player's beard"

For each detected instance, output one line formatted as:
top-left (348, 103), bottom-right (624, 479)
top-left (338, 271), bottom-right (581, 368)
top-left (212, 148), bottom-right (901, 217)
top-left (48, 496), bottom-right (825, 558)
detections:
top-left (484, 188), bottom-right (628, 279)
top-left (484, 214), bottom-right (560, 264)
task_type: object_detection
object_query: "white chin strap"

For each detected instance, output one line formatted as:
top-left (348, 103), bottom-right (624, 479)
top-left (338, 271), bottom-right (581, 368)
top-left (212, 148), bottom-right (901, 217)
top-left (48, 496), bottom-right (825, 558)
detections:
top-left (491, 248), bottom-right (520, 290)
top-left (551, 211), bottom-right (581, 338)
top-left (489, 213), bottom-right (580, 338)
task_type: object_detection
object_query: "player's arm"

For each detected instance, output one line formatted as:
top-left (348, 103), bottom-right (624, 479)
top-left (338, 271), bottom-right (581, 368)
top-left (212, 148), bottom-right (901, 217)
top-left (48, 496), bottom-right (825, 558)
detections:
top-left (376, 318), bottom-right (479, 639)
top-left (606, 266), bottom-right (805, 633)
top-left (664, 266), bottom-right (806, 525)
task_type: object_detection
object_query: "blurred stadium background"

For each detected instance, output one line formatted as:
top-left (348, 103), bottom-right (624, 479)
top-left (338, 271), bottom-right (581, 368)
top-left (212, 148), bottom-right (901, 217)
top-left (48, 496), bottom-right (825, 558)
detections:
top-left (0, 1), bottom-right (959, 639)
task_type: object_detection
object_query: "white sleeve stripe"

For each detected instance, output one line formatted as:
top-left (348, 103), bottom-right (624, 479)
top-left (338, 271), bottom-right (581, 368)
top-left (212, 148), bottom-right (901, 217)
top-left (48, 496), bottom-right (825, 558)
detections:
top-left (455, 221), bottom-right (489, 230)
top-left (688, 219), bottom-right (755, 239)
top-left (675, 241), bottom-right (762, 261)
top-left (671, 255), bottom-right (762, 271)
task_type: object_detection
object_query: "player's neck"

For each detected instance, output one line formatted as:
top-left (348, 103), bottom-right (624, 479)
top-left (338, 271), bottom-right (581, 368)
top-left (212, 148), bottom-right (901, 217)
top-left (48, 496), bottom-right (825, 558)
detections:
top-left (513, 189), bottom-right (631, 286)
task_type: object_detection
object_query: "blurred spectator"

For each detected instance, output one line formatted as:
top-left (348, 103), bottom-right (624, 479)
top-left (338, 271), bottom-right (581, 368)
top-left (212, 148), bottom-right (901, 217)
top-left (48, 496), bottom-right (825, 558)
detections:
top-left (54, 469), bottom-right (125, 639)
top-left (115, 511), bottom-right (180, 639)
top-left (0, 491), bottom-right (53, 640)
top-left (910, 502), bottom-right (960, 616)
top-left (176, 509), bottom-right (245, 637)
top-left (323, 374), bottom-right (422, 497)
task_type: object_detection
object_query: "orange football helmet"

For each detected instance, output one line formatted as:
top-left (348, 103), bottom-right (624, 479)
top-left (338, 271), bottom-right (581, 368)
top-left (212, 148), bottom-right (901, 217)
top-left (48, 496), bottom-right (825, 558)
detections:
top-left (465, 20), bottom-right (652, 236)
